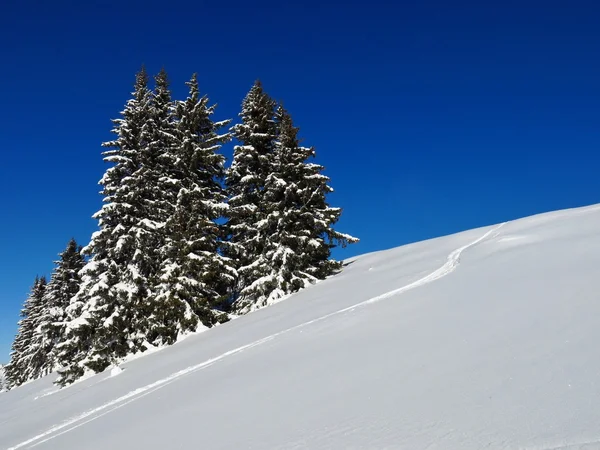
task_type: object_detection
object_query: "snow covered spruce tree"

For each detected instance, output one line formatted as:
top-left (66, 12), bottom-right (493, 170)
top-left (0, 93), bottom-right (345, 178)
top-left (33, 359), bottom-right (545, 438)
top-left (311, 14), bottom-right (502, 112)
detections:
top-left (155, 73), bottom-right (235, 329)
top-left (55, 68), bottom-right (161, 385)
top-left (271, 106), bottom-right (358, 279)
top-left (127, 68), bottom-right (191, 345)
top-left (225, 81), bottom-right (278, 307)
top-left (27, 238), bottom-right (86, 379)
top-left (239, 106), bottom-right (358, 308)
top-left (226, 82), bottom-right (358, 312)
top-left (5, 276), bottom-right (47, 388)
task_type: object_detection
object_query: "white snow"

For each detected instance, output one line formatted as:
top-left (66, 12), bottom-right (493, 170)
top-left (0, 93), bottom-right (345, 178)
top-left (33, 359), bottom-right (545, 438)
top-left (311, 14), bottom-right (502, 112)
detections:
top-left (2, 203), bottom-right (600, 449)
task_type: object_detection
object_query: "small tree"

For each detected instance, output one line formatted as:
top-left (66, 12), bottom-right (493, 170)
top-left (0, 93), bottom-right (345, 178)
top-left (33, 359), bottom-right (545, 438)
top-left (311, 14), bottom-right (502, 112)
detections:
top-left (5, 276), bottom-right (47, 387)
top-left (25, 239), bottom-right (87, 380)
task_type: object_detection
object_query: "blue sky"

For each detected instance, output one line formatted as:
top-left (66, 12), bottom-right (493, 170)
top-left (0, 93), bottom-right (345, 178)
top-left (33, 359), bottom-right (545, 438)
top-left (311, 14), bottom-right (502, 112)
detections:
top-left (1, 0), bottom-right (599, 362)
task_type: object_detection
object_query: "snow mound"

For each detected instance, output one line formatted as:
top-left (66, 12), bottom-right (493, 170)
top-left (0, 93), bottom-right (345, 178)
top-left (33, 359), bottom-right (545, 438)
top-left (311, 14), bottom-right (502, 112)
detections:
top-left (109, 366), bottom-right (123, 377)
top-left (2, 203), bottom-right (600, 449)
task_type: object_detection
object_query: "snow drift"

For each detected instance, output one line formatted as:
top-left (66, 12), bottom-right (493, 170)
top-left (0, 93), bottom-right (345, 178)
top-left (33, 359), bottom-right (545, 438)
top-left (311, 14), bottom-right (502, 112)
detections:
top-left (2, 204), bottom-right (600, 449)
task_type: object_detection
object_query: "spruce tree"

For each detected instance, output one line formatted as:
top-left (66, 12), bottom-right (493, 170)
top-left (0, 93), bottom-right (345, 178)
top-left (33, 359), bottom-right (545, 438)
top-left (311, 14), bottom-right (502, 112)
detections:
top-left (27, 239), bottom-right (86, 380)
top-left (56, 68), bottom-right (156, 385)
top-left (225, 81), bottom-right (278, 303)
top-left (5, 276), bottom-right (47, 387)
top-left (273, 106), bottom-right (358, 275)
top-left (127, 68), bottom-right (182, 346)
top-left (155, 74), bottom-right (235, 332)
top-left (227, 87), bottom-right (358, 312)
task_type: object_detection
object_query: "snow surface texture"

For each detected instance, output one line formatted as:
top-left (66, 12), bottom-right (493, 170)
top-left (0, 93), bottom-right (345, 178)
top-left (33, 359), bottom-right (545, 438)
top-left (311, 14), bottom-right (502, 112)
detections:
top-left (2, 204), bottom-right (600, 449)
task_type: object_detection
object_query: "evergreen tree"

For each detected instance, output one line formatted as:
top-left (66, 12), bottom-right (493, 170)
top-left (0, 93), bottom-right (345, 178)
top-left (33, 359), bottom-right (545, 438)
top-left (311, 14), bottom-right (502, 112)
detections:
top-left (0, 364), bottom-right (6, 392)
top-left (155, 74), bottom-right (235, 332)
top-left (5, 276), bottom-right (47, 387)
top-left (231, 104), bottom-right (358, 311)
top-left (127, 68), bottom-right (182, 346)
top-left (225, 81), bottom-right (278, 303)
top-left (56, 68), bottom-right (156, 385)
top-left (272, 106), bottom-right (358, 279)
top-left (28, 239), bottom-right (86, 379)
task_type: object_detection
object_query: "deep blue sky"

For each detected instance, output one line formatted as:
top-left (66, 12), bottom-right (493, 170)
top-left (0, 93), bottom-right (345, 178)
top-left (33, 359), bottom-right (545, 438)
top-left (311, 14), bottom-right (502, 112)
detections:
top-left (1, 1), bottom-right (598, 361)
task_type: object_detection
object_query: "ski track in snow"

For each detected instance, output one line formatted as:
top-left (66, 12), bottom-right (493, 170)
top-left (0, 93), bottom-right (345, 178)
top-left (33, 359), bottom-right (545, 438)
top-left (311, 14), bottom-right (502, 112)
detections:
top-left (8, 223), bottom-right (505, 450)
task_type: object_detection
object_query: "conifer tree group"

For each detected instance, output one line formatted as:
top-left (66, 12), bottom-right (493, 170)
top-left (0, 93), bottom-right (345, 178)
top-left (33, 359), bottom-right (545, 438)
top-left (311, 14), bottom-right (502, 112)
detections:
top-left (4, 69), bottom-right (357, 389)
top-left (4, 239), bottom-right (85, 388)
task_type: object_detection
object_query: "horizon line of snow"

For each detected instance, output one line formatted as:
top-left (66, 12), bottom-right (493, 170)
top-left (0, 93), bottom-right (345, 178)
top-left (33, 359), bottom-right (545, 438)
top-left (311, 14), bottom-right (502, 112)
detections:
top-left (8, 222), bottom-right (505, 450)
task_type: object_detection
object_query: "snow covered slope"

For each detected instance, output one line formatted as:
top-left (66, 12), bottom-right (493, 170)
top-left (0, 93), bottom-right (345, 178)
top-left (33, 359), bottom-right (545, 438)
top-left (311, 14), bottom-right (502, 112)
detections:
top-left (2, 204), bottom-right (600, 449)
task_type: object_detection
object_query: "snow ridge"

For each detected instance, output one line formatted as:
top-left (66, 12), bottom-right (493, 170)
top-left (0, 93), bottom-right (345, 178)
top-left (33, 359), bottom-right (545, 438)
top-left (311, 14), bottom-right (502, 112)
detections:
top-left (7, 223), bottom-right (503, 450)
